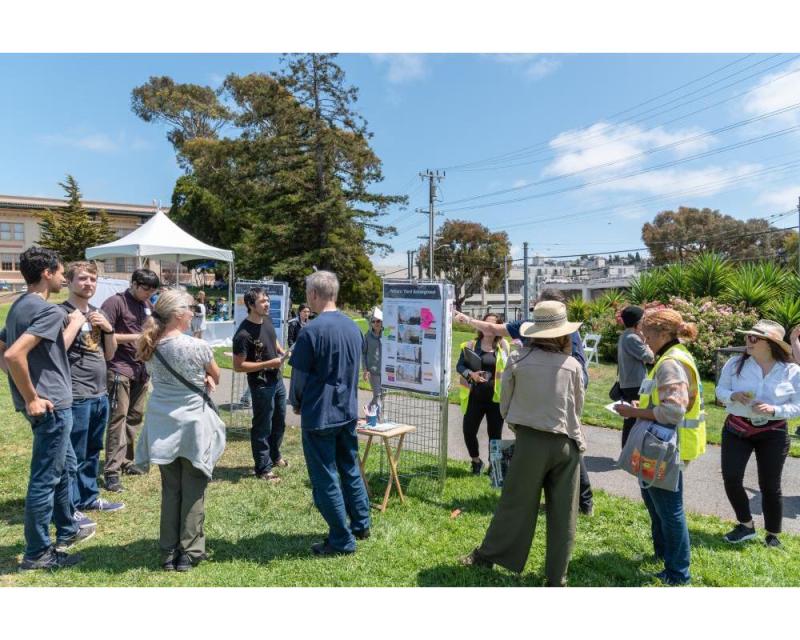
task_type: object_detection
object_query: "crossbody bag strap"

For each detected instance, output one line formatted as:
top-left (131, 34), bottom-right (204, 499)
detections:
top-left (153, 348), bottom-right (218, 413)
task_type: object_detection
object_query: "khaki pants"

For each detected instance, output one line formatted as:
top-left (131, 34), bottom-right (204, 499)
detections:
top-left (158, 457), bottom-right (209, 562)
top-left (103, 371), bottom-right (148, 477)
top-left (479, 426), bottom-right (580, 585)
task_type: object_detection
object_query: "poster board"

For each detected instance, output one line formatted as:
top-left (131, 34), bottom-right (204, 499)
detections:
top-left (233, 280), bottom-right (291, 345)
top-left (381, 281), bottom-right (454, 397)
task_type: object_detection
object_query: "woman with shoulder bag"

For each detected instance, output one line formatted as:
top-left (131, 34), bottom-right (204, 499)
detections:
top-left (615, 305), bottom-right (654, 448)
top-left (716, 319), bottom-right (800, 548)
top-left (455, 312), bottom-right (510, 475)
top-left (614, 309), bottom-right (705, 586)
top-left (134, 289), bottom-right (226, 572)
top-left (461, 301), bottom-right (585, 586)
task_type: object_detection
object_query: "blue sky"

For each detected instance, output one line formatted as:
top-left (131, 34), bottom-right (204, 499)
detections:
top-left (2, 52), bottom-right (800, 267)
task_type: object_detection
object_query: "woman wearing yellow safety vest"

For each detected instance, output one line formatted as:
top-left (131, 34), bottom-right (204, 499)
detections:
top-left (614, 309), bottom-right (706, 586)
top-left (455, 313), bottom-right (510, 475)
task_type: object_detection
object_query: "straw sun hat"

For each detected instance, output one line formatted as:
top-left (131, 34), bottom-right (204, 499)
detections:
top-left (520, 300), bottom-right (582, 339)
top-left (736, 319), bottom-right (792, 355)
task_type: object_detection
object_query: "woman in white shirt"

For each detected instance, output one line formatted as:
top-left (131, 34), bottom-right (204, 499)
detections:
top-left (716, 319), bottom-right (800, 549)
top-left (191, 291), bottom-right (207, 339)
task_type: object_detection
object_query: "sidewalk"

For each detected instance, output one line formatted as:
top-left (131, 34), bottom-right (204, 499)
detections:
top-left (212, 369), bottom-right (800, 534)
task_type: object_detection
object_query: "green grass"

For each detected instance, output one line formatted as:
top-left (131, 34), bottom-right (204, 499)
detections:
top-left (1, 379), bottom-right (799, 586)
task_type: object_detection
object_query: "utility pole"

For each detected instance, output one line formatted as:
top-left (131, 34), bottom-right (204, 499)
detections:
top-left (503, 255), bottom-right (509, 321)
top-left (419, 169), bottom-right (445, 280)
top-left (523, 242), bottom-right (529, 321)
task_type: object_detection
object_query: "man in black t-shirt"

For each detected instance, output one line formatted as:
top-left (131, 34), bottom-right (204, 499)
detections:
top-left (232, 287), bottom-right (287, 481)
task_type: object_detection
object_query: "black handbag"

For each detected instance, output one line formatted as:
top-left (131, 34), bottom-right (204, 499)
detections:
top-left (609, 380), bottom-right (623, 402)
top-left (154, 349), bottom-right (220, 415)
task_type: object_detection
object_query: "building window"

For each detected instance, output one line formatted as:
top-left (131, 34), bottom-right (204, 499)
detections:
top-left (0, 222), bottom-right (24, 241)
top-left (113, 257), bottom-right (136, 273)
top-left (1, 253), bottom-right (18, 271)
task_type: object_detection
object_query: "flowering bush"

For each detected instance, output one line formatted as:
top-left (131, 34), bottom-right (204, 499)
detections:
top-left (586, 297), bottom-right (759, 379)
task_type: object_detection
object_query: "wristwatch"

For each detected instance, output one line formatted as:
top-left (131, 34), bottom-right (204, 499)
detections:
top-left (102, 329), bottom-right (115, 336)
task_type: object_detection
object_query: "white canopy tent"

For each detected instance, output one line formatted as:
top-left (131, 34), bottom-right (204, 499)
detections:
top-left (85, 210), bottom-right (235, 335)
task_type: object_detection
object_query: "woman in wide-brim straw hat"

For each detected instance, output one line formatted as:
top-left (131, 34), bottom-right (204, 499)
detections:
top-left (461, 300), bottom-right (586, 586)
top-left (716, 319), bottom-right (800, 549)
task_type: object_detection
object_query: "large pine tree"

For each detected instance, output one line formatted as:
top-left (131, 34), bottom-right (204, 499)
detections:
top-left (38, 175), bottom-right (116, 263)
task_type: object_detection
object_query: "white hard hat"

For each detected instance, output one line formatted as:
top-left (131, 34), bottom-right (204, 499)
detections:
top-left (371, 307), bottom-right (383, 322)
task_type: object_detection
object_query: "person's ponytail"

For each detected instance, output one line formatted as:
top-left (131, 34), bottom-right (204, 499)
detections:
top-left (135, 289), bottom-right (193, 362)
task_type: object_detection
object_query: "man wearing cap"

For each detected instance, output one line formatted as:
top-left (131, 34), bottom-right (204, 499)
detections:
top-left (617, 305), bottom-right (655, 448)
top-left (362, 307), bottom-right (384, 417)
top-left (454, 288), bottom-right (596, 516)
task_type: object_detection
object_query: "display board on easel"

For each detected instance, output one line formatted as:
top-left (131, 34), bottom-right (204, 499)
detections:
top-left (233, 280), bottom-right (291, 345)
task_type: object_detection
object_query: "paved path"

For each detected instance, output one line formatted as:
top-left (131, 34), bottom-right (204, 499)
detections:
top-left (212, 369), bottom-right (800, 534)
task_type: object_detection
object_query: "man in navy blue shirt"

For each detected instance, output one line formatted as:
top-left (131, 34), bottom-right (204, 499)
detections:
top-left (289, 271), bottom-right (370, 555)
top-left (454, 288), bottom-right (594, 516)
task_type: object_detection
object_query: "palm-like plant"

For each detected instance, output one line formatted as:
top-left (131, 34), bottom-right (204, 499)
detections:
top-left (567, 297), bottom-right (590, 322)
top-left (765, 296), bottom-right (800, 335)
top-left (628, 269), bottom-right (665, 305)
top-left (724, 265), bottom-right (778, 311)
top-left (661, 263), bottom-right (690, 298)
top-left (597, 288), bottom-right (627, 307)
top-left (753, 261), bottom-right (790, 292)
top-left (686, 252), bottom-right (732, 298)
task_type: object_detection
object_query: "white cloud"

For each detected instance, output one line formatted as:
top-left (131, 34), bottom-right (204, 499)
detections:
top-left (489, 54), bottom-right (562, 80)
top-left (756, 184), bottom-right (800, 209)
top-left (544, 121), bottom-right (713, 178)
top-left (370, 54), bottom-right (428, 84)
top-left (512, 178), bottom-right (529, 188)
top-left (742, 58), bottom-right (800, 125)
top-left (589, 163), bottom-right (762, 197)
top-left (39, 132), bottom-right (118, 152)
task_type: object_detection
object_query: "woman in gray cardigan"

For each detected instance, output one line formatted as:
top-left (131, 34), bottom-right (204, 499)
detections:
top-left (617, 305), bottom-right (654, 447)
top-left (461, 301), bottom-right (585, 586)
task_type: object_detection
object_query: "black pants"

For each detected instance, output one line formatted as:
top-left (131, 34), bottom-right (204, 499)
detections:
top-left (620, 386), bottom-right (641, 449)
top-left (462, 396), bottom-right (504, 459)
top-left (578, 456), bottom-right (593, 511)
top-left (721, 425), bottom-right (789, 534)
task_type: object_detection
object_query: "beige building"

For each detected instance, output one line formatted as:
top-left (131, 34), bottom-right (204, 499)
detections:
top-left (0, 194), bottom-right (162, 286)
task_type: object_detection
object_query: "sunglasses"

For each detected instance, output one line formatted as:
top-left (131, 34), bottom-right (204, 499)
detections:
top-left (746, 334), bottom-right (766, 344)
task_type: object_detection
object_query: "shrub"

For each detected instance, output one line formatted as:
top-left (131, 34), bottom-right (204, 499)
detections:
top-left (764, 296), bottom-right (800, 335)
top-left (686, 252), bottom-right (733, 298)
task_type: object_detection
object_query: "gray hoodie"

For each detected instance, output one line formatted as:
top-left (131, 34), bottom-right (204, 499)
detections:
top-left (362, 329), bottom-right (382, 374)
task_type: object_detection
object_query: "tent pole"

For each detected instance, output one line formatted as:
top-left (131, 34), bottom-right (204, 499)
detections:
top-left (228, 261), bottom-right (234, 321)
top-left (176, 254), bottom-right (180, 288)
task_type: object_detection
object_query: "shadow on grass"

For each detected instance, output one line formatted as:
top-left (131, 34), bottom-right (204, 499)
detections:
top-left (0, 497), bottom-right (25, 526)
top-left (212, 466), bottom-right (256, 484)
top-left (742, 487), bottom-right (800, 520)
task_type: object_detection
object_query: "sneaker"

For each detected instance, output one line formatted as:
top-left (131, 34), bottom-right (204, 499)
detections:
top-left (85, 498), bottom-right (126, 512)
top-left (654, 570), bottom-right (691, 586)
top-left (311, 541), bottom-right (354, 556)
top-left (579, 504), bottom-right (595, 517)
top-left (162, 548), bottom-right (179, 572)
top-left (460, 547), bottom-right (493, 569)
top-left (122, 465), bottom-right (145, 476)
top-left (175, 551), bottom-right (192, 572)
top-left (19, 546), bottom-right (82, 571)
top-left (55, 526), bottom-right (96, 552)
top-left (765, 534), bottom-right (782, 548)
top-left (256, 471), bottom-right (281, 483)
top-left (73, 511), bottom-right (97, 529)
top-left (104, 475), bottom-right (124, 493)
top-left (353, 528), bottom-right (371, 540)
top-left (723, 523), bottom-right (756, 544)
top-left (470, 459), bottom-right (484, 475)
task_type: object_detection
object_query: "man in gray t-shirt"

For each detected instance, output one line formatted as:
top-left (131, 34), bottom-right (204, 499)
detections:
top-left (0, 247), bottom-right (88, 569)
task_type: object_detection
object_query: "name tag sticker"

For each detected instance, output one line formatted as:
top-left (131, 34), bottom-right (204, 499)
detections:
top-left (639, 379), bottom-right (655, 395)
top-left (144, 308), bottom-right (152, 316)
top-left (81, 322), bottom-right (92, 333)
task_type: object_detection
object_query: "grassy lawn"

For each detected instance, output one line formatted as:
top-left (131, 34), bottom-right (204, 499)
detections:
top-left (2, 379), bottom-right (799, 587)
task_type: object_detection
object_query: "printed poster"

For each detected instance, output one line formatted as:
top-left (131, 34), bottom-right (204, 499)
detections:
top-left (381, 281), bottom-right (453, 396)
top-left (234, 280), bottom-right (291, 345)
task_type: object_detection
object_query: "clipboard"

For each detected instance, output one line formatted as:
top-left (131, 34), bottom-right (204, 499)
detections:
top-left (463, 347), bottom-right (483, 372)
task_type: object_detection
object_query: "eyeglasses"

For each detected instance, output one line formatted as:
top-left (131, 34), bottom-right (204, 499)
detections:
top-left (746, 334), bottom-right (765, 344)
top-left (136, 283), bottom-right (156, 292)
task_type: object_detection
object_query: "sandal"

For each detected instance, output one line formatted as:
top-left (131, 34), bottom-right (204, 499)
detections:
top-left (256, 471), bottom-right (281, 483)
top-left (274, 459), bottom-right (289, 468)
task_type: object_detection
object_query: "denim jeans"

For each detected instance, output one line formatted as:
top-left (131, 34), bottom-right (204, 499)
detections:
top-left (69, 396), bottom-right (110, 509)
top-left (640, 471), bottom-right (690, 583)
top-left (23, 409), bottom-right (79, 559)
top-left (250, 380), bottom-right (287, 475)
top-left (301, 421), bottom-right (371, 552)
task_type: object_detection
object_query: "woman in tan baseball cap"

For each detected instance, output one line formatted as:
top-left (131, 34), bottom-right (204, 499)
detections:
top-left (716, 318), bottom-right (800, 549)
top-left (461, 301), bottom-right (585, 586)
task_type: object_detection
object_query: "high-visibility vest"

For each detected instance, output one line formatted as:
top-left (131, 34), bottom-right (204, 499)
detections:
top-left (458, 339), bottom-right (510, 414)
top-left (639, 343), bottom-right (707, 461)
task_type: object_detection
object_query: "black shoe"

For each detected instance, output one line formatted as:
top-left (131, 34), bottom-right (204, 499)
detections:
top-left (104, 475), bottom-right (124, 493)
top-left (723, 523), bottom-right (756, 544)
top-left (19, 546), bottom-right (82, 571)
top-left (55, 526), bottom-right (96, 552)
top-left (353, 528), bottom-right (371, 540)
top-left (175, 551), bottom-right (192, 572)
top-left (579, 504), bottom-right (595, 517)
top-left (471, 460), bottom-right (484, 475)
top-left (311, 541), bottom-right (354, 556)
top-left (162, 548), bottom-right (179, 571)
top-left (765, 534), bottom-right (782, 548)
top-left (460, 547), bottom-right (493, 569)
top-left (122, 465), bottom-right (145, 476)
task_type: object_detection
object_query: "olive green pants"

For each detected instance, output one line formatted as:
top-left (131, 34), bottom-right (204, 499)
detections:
top-left (478, 426), bottom-right (580, 585)
top-left (158, 457), bottom-right (209, 562)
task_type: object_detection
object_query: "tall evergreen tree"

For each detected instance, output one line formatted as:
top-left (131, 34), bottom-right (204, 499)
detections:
top-left (38, 175), bottom-right (116, 263)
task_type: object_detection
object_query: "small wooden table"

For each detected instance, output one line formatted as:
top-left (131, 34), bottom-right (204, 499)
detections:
top-left (357, 423), bottom-right (416, 512)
